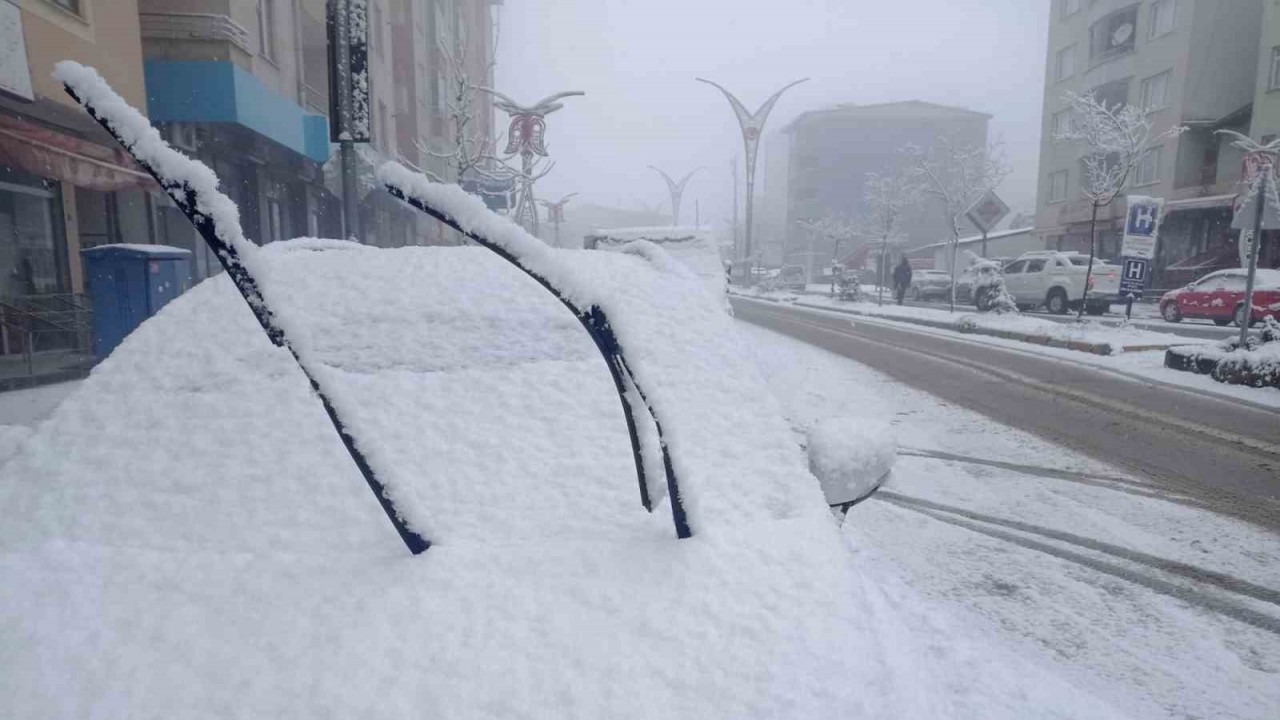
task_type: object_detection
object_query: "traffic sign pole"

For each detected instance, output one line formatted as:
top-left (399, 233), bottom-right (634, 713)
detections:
top-left (1239, 170), bottom-right (1267, 346)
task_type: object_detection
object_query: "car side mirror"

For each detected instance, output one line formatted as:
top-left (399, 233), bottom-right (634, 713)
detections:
top-left (806, 418), bottom-right (897, 517)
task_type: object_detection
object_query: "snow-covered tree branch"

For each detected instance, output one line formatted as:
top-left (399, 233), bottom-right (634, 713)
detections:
top-left (905, 135), bottom-right (1009, 311)
top-left (1055, 91), bottom-right (1185, 318)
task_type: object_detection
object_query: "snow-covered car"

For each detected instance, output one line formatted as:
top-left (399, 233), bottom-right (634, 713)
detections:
top-left (1158, 268), bottom-right (1280, 327)
top-left (1001, 251), bottom-right (1119, 315)
top-left (0, 63), bottom-right (885, 720)
top-left (584, 226), bottom-right (727, 300)
top-left (909, 269), bottom-right (953, 300)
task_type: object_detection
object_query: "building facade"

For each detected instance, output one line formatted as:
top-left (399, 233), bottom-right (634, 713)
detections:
top-left (1, 0), bottom-right (155, 362)
top-left (1035, 0), bottom-right (1265, 290)
top-left (781, 100), bottom-right (991, 276)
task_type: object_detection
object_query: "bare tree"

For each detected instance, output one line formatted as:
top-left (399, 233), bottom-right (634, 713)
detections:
top-left (861, 168), bottom-right (918, 306)
top-left (906, 136), bottom-right (1010, 312)
top-left (798, 215), bottom-right (859, 295)
top-left (423, 0), bottom-right (508, 185)
top-left (1055, 91), bottom-right (1184, 318)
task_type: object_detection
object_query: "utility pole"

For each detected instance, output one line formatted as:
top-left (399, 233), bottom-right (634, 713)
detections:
top-left (648, 166), bottom-right (702, 226)
top-left (1240, 169), bottom-right (1267, 346)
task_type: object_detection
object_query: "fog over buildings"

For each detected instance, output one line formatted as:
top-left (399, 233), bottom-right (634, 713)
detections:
top-left (495, 0), bottom-right (1050, 243)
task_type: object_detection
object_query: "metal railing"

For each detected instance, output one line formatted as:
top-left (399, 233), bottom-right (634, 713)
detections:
top-left (0, 293), bottom-right (94, 376)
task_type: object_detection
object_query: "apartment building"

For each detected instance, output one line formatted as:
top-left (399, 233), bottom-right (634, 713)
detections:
top-left (1035, 0), bottom-right (1264, 289)
top-left (0, 0), bottom-right (154, 361)
top-left (781, 100), bottom-right (991, 275)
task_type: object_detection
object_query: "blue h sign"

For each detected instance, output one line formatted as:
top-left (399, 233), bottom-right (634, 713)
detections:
top-left (1119, 257), bottom-right (1149, 299)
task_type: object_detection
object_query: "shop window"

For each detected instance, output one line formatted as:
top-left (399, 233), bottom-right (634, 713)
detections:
top-left (0, 179), bottom-right (62, 299)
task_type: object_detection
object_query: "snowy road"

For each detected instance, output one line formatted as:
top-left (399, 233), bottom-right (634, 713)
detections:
top-left (739, 321), bottom-right (1280, 720)
top-left (732, 296), bottom-right (1280, 532)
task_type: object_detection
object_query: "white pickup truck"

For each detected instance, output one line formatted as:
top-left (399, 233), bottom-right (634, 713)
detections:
top-left (1000, 250), bottom-right (1120, 315)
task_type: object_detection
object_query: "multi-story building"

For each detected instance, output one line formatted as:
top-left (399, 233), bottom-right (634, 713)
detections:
top-left (1035, 0), bottom-right (1264, 289)
top-left (1247, 0), bottom-right (1280, 271)
top-left (139, 0), bottom-right (496, 264)
top-left (781, 100), bottom-right (991, 276)
top-left (0, 0), bottom-right (154, 361)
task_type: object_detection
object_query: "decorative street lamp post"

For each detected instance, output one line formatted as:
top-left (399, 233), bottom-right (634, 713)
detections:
top-left (697, 78), bottom-right (807, 268)
top-left (647, 166), bottom-right (703, 226)
top-left (537, 192), bottom-right (577, 248)
top-left (483, 89), bottom-right (584, 234)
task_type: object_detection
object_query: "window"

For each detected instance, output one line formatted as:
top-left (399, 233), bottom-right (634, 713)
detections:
top-left (1060, 0), bottom-right (1080, 19)
top-left (258, 0), bottom-right (276, 61)
top-left (1090, 5), bottom-right (1138, 63)
top-left (1004, 260), bottom-right (1028, 274)
top-left (1134, 147), bottom-right (1161, 186)
top-left (1025, 259), bottom-right (1047, 273)
top-left (1270, 47), bottom-right (1280, 91)
top-left (1091, 78), bottom-right (1130, 111)
top-left (1139, 70), bottom-right (1171, 111)
top-left (1049, 170), bottom-right (1070, 202)
top-left (46, 0), bottom-right (82, 15)
top-left (1149, 0), bottom-right (1176, 39)
top-left (1055, 45), bottom-right (1077, 82)
top-left (1051, 109), bottom-right (1073, 138)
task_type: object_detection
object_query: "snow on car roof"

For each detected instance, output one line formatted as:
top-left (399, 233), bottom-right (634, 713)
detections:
top-left (586, 226), bottom-right (727, 300)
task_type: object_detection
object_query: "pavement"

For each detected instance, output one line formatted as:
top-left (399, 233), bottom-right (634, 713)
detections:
top-left (732, 296), bottom-right (1280, 532)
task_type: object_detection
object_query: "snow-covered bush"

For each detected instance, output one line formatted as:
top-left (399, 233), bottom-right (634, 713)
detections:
top-left (970, 259), bottom-right (1018, 314)
top-left (836, 271), bottom-right (863, 302)
top-left (1212, 316), bottom-right (1280, 388)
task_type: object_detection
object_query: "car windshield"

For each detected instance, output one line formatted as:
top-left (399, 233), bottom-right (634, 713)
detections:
top-left (8, 4), bottom-right (1280, 718)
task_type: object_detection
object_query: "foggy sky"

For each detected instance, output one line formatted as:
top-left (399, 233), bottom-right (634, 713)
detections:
top-left (495, 0), bottom-right (1049, 231)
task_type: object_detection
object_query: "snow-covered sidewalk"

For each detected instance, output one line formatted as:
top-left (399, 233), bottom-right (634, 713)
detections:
top-left (741, 321), bottom-right (1280, 720)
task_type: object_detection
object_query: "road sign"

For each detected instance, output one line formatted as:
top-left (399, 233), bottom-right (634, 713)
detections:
top-left (1119, 257), bottom-right (1149, 300)
top-left (965, 190), bottom-right (1010, 233)
top-left (1121, 195), bottom-right (1164, 259)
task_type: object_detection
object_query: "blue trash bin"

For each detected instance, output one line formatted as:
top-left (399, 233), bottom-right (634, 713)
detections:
top-left (82, 244), bottom-right (192, 359)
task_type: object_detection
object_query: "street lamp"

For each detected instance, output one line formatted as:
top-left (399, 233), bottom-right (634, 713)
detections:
top-left (483, 89), bottom-right (584, 234)
top-left (696, 77), bottom-right (807, 270)
top-left (537, 192), bottom-right (577, 248)
top-left (647, 166), bottom-right (703, 226)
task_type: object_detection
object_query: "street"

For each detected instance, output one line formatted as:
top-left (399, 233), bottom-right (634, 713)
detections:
top-left (739, 307), bottom-right (1280, 720)
top-left (732, 296), bottom-right (1280, 531)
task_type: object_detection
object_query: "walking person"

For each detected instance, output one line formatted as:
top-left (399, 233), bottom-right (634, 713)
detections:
top-left (892, 257), bottom-right (913, 306)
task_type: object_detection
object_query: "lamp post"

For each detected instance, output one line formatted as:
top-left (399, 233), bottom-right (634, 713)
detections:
top-left (537, 192), bottom-right (577, 248)
top-left (483, 89), bottom-right (584, 234)
top-left (697, 78), bottom-right (807, 271)
top-left (647, 166), bottom-right (703, 226)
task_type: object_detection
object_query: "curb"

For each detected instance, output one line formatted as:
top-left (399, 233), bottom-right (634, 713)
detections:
top-left (746, 296), bottom-right (1179, 356)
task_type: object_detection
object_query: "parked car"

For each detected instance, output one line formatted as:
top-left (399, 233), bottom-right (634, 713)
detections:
top-left (1158, 268), bottom-right (1280, 327)
top-left (909, 269), bottom-right (953, 300)
top-left (777, 264), bottom-right (809, 292)
top-left (1001, 251), bottom-right (1119, 315)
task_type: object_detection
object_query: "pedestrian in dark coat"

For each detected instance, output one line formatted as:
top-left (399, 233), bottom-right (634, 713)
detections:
top-left (893, 258), bottom-right (913, 305)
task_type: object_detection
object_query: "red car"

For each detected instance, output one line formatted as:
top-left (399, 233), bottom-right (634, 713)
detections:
top-left (1159, 268), bottom-right (1280, 327)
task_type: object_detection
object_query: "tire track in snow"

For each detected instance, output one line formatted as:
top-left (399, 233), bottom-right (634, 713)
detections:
top-left (875, 491), bottom-right (1280, 636)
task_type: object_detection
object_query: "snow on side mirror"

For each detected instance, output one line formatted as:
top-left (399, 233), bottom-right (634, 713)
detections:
top-left (806, 418), bottom-right (897, 516)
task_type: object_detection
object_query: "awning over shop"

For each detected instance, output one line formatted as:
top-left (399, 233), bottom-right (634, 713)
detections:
top-left (1163, 194), bottom-right (1236, 212)
top-left (0, 114), bottom-right (155, 192)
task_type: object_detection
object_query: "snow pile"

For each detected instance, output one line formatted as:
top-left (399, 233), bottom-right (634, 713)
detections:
top-left (806, 417), bottom-right (896, 505)
top-left (0, 239), bottom-right (879, 718)
top-left (380, 162), bottom-right (827, 532)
